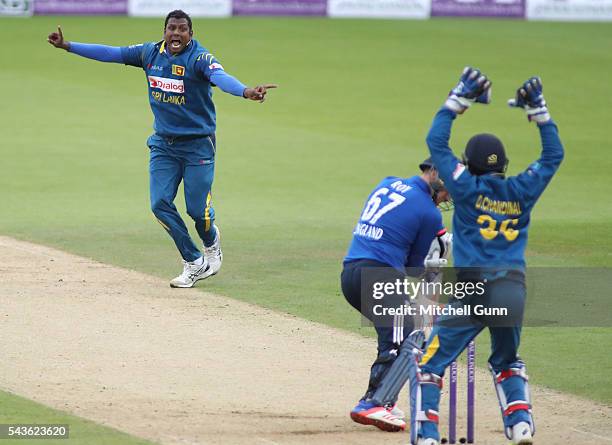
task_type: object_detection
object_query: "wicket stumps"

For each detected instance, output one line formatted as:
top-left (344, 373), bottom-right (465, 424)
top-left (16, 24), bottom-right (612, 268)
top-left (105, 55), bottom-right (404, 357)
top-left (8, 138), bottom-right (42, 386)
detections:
top-left (467, 340), bottom-right (475, 443)
top-left (442, 340), bottom-right (476, 444)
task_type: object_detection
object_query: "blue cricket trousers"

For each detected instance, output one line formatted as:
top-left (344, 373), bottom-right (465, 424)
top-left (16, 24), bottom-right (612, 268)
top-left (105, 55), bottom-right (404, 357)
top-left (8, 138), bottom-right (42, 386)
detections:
top-left (341, 259), bottom-right (415, 402)
top-left (148, 134), bottom-right (217, 262)
top-left (420, 271), bottom-right (531, 432)
top-left (421, 271), bottom-right (526, 374)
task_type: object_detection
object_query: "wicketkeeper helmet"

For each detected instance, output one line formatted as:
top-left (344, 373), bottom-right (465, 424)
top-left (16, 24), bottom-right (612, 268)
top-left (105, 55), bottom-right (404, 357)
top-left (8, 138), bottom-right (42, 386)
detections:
top-left (462, 133), bottom-right (509, 176)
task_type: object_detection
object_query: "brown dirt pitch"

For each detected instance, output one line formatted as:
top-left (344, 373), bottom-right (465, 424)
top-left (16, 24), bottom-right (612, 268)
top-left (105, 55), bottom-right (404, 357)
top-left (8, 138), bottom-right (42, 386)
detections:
top-left (0, 236), bottom-right (610, 445)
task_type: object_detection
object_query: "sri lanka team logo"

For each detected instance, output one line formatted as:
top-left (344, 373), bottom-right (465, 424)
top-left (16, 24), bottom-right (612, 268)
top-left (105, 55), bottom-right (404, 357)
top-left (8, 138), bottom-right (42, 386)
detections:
top-left (148, 76), bottom-right (184, 94)
top-left (172, 65), bottom-right (185, 76)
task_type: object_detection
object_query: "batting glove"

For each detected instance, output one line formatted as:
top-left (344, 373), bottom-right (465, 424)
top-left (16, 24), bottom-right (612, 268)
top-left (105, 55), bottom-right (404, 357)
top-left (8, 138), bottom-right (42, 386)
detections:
top-left (444, 66), bottom-right (492, 114)
top-left (424, 232), bottom-right (453, 269)
top-left (508, 76), bottom-right (551, 124)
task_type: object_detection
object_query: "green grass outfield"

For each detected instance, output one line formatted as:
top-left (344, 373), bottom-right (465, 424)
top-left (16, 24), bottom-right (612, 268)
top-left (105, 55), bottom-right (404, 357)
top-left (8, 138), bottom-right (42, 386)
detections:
top-left (0, 391), bottom-right (156, 444)
top-left (1, 17), bottom-right (611, 435)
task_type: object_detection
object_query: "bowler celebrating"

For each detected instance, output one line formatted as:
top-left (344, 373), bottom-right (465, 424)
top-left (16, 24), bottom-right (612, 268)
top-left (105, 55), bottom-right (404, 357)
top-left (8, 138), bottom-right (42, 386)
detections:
top-left (47, 10), bottom-right (277, 287)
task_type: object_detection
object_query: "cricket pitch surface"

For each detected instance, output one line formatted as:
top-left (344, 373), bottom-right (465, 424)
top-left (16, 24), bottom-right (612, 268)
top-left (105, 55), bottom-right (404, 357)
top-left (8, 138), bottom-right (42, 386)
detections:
top-left (0, 236), bottom-right (610, 445)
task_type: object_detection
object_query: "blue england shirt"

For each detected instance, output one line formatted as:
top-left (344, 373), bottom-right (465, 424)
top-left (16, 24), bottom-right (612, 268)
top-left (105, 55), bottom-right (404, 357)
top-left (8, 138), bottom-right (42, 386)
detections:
top-left (344, 176), bottom-right (444, 271)
top-left (426, 108), bottom-right (564, 269)
top-left (121, 39), bottom-right (225, 138)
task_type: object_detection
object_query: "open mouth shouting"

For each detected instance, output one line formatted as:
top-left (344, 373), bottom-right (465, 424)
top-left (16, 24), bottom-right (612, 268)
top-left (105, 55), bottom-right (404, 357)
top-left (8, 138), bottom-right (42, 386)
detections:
top-left (164, 17), bottom-right (192, 55)
top-left (170, 38), bottom-right (183, 51)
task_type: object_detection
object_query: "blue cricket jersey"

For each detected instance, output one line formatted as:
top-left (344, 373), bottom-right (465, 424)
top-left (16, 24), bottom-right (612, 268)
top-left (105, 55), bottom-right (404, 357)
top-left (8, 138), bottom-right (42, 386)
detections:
top-left (426, 108), bottom-right (564, 269)
top-left (121, 39), bottom-right (226, 138)
top-left (344, 176), bottom-right (444, 271)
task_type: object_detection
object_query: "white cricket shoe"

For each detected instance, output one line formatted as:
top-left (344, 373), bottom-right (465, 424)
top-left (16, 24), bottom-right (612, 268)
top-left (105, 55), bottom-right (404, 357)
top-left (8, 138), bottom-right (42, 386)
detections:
top-left (350, 405), bottom-right (406, 432)
top-left (417, 439), bottom-right (439, 445)
top-left (204, 225), bottom-right (222, 276)
top-left (169, 258), bottom-right (213, 288)
top-left (511, 421), bottom-right (533, 445)
top-left (389, 404), bottom-right (405, 420)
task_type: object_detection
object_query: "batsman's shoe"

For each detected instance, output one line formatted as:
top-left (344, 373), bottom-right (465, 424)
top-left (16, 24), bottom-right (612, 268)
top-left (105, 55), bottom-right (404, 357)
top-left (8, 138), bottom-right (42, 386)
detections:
top-left (204, 225), bottom-right (222, 276)
top-left (350, 401), bottom-right (406, 432)
top-left (511, 421), bottom-right (533, 445)
top-left (170, 258), bottom-right (213, 288)
top-left (389, 404), bottom-right (405, 420)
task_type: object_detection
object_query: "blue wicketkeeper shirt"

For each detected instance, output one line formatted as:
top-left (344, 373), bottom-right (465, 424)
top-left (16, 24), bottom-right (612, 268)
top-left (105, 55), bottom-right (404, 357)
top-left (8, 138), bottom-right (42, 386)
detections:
top-left (426, 108), bottom-right (564, 269)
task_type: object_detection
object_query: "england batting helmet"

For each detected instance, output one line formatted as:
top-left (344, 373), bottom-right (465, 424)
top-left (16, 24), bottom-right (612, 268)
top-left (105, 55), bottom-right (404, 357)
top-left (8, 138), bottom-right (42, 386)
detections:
top-left (419, 157), bottom-right (435, 172)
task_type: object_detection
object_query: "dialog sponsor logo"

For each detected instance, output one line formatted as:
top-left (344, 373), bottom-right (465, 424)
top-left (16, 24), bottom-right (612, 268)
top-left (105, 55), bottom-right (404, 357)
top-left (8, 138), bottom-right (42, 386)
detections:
top-left (148, 76), bottom-right (184, 93)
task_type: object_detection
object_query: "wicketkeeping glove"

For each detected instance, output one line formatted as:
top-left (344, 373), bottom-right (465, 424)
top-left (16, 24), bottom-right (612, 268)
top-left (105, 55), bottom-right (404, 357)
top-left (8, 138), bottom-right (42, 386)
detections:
top-left (508, 76), bottom-right (551, 124)
top-left (444, 66), bottom-right (492, 114)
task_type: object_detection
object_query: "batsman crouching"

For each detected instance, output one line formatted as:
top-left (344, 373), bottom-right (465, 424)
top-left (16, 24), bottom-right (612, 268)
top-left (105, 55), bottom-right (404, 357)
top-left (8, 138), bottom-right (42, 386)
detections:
top-left (410, 68), bottom-right (564, 445)
top-left (341, 160), bottom-right (453, 432)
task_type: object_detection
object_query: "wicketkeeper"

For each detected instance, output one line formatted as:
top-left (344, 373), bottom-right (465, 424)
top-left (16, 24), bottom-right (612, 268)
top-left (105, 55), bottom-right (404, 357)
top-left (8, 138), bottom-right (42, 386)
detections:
top-left (408, 68), bottom-right (564, 445)
top-left (47, 10), bottom-right (277, 287)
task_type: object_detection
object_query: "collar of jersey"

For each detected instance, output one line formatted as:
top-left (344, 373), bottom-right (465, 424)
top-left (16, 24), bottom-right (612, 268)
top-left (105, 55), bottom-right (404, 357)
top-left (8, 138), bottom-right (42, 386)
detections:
top-left (410, 176), bottom-right (432, 195)
top-left (159, 39), bottom-right (193, 56)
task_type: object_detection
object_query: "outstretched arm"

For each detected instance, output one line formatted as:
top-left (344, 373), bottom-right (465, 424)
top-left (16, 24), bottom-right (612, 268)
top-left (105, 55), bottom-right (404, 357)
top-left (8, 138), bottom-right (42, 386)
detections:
top-left (209, 70), bottom-right (247, 97)
top-left (509, 77), bottom-right (564, 204)
top-left (195, 53), bottom-right (277, 102)
top-left (427, 66), bottom-right (491, 201)
top-left (47, 25), bottom-right (123, 64)
top-left (426, 67), bottom-right (492, 199)
top-left (425, 108), bottom-right (462, 187)
top-left (210, 71), bottom-right (277, 102)
top-left (243, 83), bottom-right (278, 102)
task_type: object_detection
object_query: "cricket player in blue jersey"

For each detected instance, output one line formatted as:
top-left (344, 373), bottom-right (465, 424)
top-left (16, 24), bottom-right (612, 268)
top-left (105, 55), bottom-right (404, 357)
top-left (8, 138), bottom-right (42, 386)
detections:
top-left (341, 160), bottom-right (453, 432)
top-left (47, 10), bottom-right (277, 288)
top-left (408, 68), bottom-right (564, 445)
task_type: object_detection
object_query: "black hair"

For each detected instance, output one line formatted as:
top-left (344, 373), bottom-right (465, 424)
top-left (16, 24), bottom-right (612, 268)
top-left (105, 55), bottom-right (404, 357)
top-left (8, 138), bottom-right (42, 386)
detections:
top-left (165, 10), bottom-right (192, 31)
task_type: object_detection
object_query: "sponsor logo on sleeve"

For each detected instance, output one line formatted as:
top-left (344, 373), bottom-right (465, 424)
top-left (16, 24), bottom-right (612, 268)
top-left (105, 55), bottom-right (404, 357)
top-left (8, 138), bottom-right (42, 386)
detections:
top-left (172, 64), bottom-right (185, 76)
top-left (196, 53), bottom-right (216, 63)
top-left (452, 163), bottom-right (466, 180)
top-left (209, 62), bottom-right (224, 71)
top-left (148, 76), bottom-right (184, 94)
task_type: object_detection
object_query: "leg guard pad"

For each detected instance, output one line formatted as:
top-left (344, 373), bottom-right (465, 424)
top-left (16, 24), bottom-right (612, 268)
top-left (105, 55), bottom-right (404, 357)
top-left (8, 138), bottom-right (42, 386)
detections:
top-left (371, 330), bottom-right (425, 407)
top-left (489, 361), bottom-right (535, 440)
top-left (363, 348), bottom-right (397, 401)
top-left (409, 369), bottom-right (442, 444)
